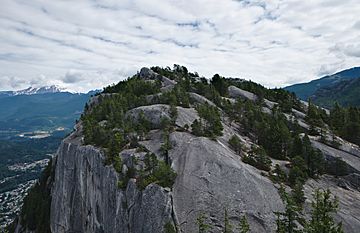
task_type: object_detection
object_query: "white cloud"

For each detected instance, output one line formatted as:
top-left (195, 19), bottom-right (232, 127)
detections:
top-left (0, 0), bottom-right (359, 91)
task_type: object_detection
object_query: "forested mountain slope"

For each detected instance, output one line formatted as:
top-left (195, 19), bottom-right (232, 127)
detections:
top-left (10, 65), bottom-right (360, 233)
top-left (285, 67), bottom-right (360, 107)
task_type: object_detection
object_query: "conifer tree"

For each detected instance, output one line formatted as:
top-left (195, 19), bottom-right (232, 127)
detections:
top-left (224, 209), bottom-right (233, 233)
top-left (197, 213), bottom-right (211, 233)
top-left (305, 189), bottom-right (343, 233)
top-left (238, 215), bottom-right (250, 233)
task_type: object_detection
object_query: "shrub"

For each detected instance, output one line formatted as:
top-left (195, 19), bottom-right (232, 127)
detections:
top-left (242, 146), bottom-right (271, 171)
top-left (229, 135), bottom-right (242, 154)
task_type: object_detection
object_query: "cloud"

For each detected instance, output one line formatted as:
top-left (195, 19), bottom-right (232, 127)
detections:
top-left (62, 70), bottom-right (85, 83)
top-left (343, 44), bottom-right (360, 58)
top-left (0, 0), bottom-right (359, 91)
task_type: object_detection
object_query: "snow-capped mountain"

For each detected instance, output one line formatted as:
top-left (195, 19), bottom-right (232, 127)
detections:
top-left (0, 85), bottom-right (66, 96)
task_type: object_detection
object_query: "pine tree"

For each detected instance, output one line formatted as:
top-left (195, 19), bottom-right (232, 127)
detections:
top-left (197, 213), bottom-right (211, 233)
top-left (238, 215), bottom-right (250, 233)
top-left (229, 135), bottom-right (242, 154)
top-left (164, 222), bottom-right (176, 233)
top-left (291, 181), bottom-right (305, 207)
top-left (305, 189), bottom-right (343, 233)
top-left (224, 209), bottom-right (233, 233)
top-left (275, 186), bottom-right (302, 233)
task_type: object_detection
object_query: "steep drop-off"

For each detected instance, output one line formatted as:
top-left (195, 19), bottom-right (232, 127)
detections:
top-left (12, 66), bottom-right (360, 233)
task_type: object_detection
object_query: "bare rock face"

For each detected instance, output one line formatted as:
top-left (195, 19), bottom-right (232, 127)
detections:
top-left (168, 132), bottom-right (284, 232)
top-left (139, 67), bottom-right (176, 92)
top-left (50, 136), bottom-right (174, 233)
top-left (304, 176), bottom-right (360, 233)
top-left (125, 104), bottom-right (199, 128)
top-left (139, 67), bottom-right (158, 79)
top-left (125, 104), bottom-right (171, 128)
top-left (49, 104), bottom-right (284, 233)
top-left (311, 140), bottom-right (360, 174)
top-left (228, 86), bottom-right (258, 101)
top-left (189, 92), bottom-right (216, 106)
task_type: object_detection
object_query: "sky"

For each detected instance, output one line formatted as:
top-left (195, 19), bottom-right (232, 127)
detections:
top-left (0, 0), bottom-right (359, 92)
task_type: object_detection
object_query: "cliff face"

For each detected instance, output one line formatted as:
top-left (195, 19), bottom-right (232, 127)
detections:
top-left (169, 132), bottom-right (283, 232)
top-left (50, 131), bottom-right (174, 233)
top-left (13, 67), bottom-right (360, 233)
top-left (48, 118), bottom-right (284, 233)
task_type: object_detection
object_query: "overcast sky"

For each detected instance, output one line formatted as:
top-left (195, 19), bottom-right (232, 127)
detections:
top-left (0, 0), bottom-right (359, 92)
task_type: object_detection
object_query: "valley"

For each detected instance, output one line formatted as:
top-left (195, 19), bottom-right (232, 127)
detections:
top-left (0, 87), bottom-right (92, 230)
top-left (0, 131), bottom-right (67, 228)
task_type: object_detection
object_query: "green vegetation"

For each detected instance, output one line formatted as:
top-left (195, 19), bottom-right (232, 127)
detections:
top-left (0, 134), bottom-right (64, 194)
top-left (242, 146), bottom-right (272, 171)
top-left (164, 221), bottom-right (176, 233)
top-left (304, 101), bottom-right (360, 147)
top-left (238, 215), bottom-right (250, 233)
top-left (7, 161), bottom-right (54, 233)
top-left (196, 213), bottom-right (211, 233)
top-left (191, 103), bottom-right (223, 138)
top-left (196, 210), bottom-right (249, 233)
top-left (68, 65), bottom-right (355, 230)
top-left (224, 208), bottom-right (233, 233)
top-left (312, 77), bottom-right (360, 108)
top-left (275, 187), bottom-right (344, 233)
top-left (228, 135), bottom-right (242, 154)
top-left (329, 103), bottom-right (360, 146)
top-left (0, 91), bottom-right (92, 132)
top-left (305, 189), bottom-right (343, 233)
top-left (284, 67), bottom-right (360, 104)
top-left (137, 156), bottom-right (177, 190)
top-left (275, 186), bottom-right (303, 233)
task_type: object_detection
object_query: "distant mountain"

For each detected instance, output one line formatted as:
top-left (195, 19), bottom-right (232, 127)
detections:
top-left (284, 67), bottom-right (360, 103)
top-left (0, 89), bottom-right (97, 132)
top-left (0, 85), bottom-right (65, 96)
top-left (310, 77), bottom-right (360, 108)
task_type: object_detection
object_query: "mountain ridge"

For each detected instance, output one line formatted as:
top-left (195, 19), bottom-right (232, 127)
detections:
top-left (284, 67), bottom-right (360, 102)
top-left (9, 66), bottom-right (360, 233)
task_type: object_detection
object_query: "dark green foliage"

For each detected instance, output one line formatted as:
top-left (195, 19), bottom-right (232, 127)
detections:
top-left (164, 221), bottom-right (176, 233)
top-left (288, 156), bottom-right (308, 186)
top-left (196, 213), bottom-right (211, 233)
top-left (291, 181), bottom-right (305, 207)
top-left (306, 99), bottom-right (325, 129)
top-left (276, 187), bottom-right (344, 233)
top-left (113, 155), bottom-right (123, 173)
top-left (258, 112), bottom-right (292, 159)
top-left (329, 104), bottom-right (360, 146)
top-left (211, 74), bottom-right (228, 96)
top-left (16, 160), bottom-right (53, 233)
top-left (169, 103), bottom-right (178, 124)
top-left (302, 136), bottom-right (325, 178)
top-left (315, 78), bottom-right (360, 108)
top-left (325, 157), bottom-right (349, 177)
top-left (191, 119), bottom-right (203, 136)
top-left (229, 79), bottom-right (301, 111)
top-left (284, 67), bottom-right (360, 102)
top-left (271, 164), bottom-right (287, 183)
top-left (233, 99), bottom-right (294, 160)
top-left (191, 103), bottom-right (223, 138)
top-left (103, 76), bottom-right (161, 95)
top-left (228, 135), bottom-right (242, 154)
top-left (275, 186), bottom-right (303, 233)
top-left (242, 146), bottom-right (271, 171)
top-left (305, 189), bottom-right (344, 233)
top-left (138, 155), bottom-right (176, 190)
top-left (160, 130), bottom-right (172, 164)
top-left (0, 92), bottom-right (92, 132)
top-left (239, 215), bottom-right (250, 233)
top-left (224, 209), bottom-right (233, 233)
top-left (288, 135), bottom-right (325, 184)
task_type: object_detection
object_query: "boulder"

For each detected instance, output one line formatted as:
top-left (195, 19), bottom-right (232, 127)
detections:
top-left (228, 86), bottom-right (258, 101)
